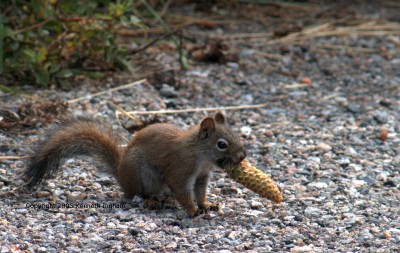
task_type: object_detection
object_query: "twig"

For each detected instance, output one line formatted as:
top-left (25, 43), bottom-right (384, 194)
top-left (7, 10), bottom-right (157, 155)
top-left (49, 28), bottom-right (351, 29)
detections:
top-left (130, 29), bottom-right (179, 54)
top-left (0, 156), bottom-right (29, 160)
top-left (318, 44), bottom-right (378, 53)
top-left (67, 79), bottom-right (147, 103)
top-left (115, 16), bottom-right (249, 37)
top-left (281, 83), bottom-right (310, 89)
top-left (106, 101), bottom-right (137, 121)
top-left (320, 92), bottom-right (340, 101)
top-left (14, 19), bottom-right (51, 35)
top-left (268, 21), bottom-right (400, 45)
top-left (160, 0), bottom-right (172, 17)
top-left (118, 103), bottom-right (269, 116)
top-left (209, 32), bottom-right (273, 40)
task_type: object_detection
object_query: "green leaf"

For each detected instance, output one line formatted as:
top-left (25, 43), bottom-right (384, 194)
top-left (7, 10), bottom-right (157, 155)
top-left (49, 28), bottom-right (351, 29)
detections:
top-left (35, 66), bottom-right (50, 86)
top-left (55, 69), bottom-right (73, 78)
top-left (23, 49), bottom-right (36, 60)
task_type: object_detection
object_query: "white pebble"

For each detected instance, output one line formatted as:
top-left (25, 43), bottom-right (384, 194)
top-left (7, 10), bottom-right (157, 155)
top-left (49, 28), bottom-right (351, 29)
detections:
top-left (317, 142), bottom-right (332, 152)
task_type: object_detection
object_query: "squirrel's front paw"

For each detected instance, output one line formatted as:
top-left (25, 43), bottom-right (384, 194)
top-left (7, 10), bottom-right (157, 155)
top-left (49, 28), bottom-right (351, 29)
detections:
top-left (198, 202), bottom-right (220, 213)
top-left (187, 206), bottom-right (199, 218)
top-left (144, 198), bottom-right (162, 210)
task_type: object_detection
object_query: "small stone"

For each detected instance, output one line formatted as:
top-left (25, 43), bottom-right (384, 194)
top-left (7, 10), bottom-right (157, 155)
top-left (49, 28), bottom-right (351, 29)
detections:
top-left (249, 200), bottom-right (263, 209)
top-left (159, 84), bottom-right (178, 98)
top-left (324, 202), bottom-right (334, 208)
top-left (337, 157), bottom-right (350, 166)
top-left (70, 235), bottom-right (79, 245)
top-left (166, 242), bottom-right (177, 249)
top-left (107, 222), bottom-right (116, 229)
top-left (66, 191), bottom-right (87, 201)
top-left (317, 142), bottom-right (332, 152)
top-left (383, 231), bottom-right (391, 239)
top-left (129, 229), bottom-right (140, 236)
top-left (344, 147), bottom-right (358, 157)
top-left (0, 218), bottom-right (7, 226)
top-left (38, 247), bottom-right (47, 252)
top-left (243, 210), bottom-right (263, 216)
top-left (16, 209), bottom-right (28, 214)
top-left (352, 180), bottom-right (365, 187)
top-left (307, 182), bottom-right (328, 189)
top-left (360, 159), bottom-right (375, 166)
top-left (227, 62), bottom-right (239, 70)
top-left (47, 182), bottom-right (56, 189)
top-left (240, 49), bottom-right (254, 57)
top-left (393, 156), bottom-right (400, 166)
top-left (240, 126), bottom-right (252, 137)
top-left (347, 103), bottom-right (363, 113)
top-left (304, 207), bottom-right (322, 217)
top-left (373, 110), bottom-right (388, 123)
top-left (92, 182), bottom-right (102, 190)
top-left (35, 191), bottom-right (51, 198)
top-left (291, 245), bottom-right (314, 252)
top-left (85, 216), bottom-right (96, 223)
top-left (323, 152), bottom-right (332, 162)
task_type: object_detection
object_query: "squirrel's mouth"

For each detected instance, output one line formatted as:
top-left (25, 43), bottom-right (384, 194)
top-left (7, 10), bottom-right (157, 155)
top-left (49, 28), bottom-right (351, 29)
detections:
top-left (216, 157), bottom-right (234, 169)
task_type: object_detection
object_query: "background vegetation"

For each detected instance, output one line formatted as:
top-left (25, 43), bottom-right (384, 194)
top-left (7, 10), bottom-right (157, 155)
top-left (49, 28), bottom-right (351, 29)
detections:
top-left (0, 0), bottom-right (151, 88)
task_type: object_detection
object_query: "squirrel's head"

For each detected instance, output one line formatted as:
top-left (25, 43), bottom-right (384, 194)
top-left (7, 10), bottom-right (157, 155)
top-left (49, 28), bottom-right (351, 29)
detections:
top-left (198, 113), bottom-right (246, 168)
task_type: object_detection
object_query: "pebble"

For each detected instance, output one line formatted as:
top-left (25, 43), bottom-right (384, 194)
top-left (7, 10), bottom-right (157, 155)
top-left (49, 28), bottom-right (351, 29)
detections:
top-left (291, 245), bottom-right (314, 252)
top-left (227, 62), bottom-right (239, 70)
top-left (317, 142), bottom-right (332, 152)
top-left (373, 110), bottom-right (388, 123)
top-left (166, 242), bottom-right (178, 249)
top-left (35, 191), bottom-right (51, 198)
top-left (383, 231), bottom-right (391, 239)
top-left (240, 126), bottom-right (252, 137)
top-left (66, 191), bottom-right (87, 201)
top-left (159, 84), bottom-right (178, 98)
top-left (337, 157), bottom-right (350, 166)
top-left (307, 182), bottom-right (328, 189)
top-left (344, 147), bottom-right (358, 157)
top-left (347, 103), bottom-right (363, 113)
top-left (249, 200), bottom-right (263, 209)
top-left (351, 180), bottom-right (365, 187)
top-left (304, 207), bottom-right (323, 217)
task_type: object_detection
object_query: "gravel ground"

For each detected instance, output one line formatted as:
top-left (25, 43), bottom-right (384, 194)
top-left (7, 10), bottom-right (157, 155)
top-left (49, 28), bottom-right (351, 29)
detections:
top-left (1, 2), bottom-right (400, 252)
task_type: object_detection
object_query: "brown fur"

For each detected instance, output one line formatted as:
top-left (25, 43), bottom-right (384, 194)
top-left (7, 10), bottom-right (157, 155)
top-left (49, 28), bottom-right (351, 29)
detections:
top-left (23, 113), bottom-right (246, 217)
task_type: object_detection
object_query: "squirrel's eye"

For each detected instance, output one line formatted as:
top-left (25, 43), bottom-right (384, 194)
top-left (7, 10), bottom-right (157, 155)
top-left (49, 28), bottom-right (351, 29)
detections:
top-left (216, 139), bottom-right (228, 150)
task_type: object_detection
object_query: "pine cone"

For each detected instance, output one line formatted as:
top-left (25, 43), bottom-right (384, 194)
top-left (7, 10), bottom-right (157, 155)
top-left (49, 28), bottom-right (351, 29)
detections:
top-left (225, 161), bottom-right (283, 203)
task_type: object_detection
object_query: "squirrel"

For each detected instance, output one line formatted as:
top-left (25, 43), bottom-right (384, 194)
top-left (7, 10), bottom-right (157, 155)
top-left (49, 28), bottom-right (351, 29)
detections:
top-left (23, 113), bottom-right (246, 217)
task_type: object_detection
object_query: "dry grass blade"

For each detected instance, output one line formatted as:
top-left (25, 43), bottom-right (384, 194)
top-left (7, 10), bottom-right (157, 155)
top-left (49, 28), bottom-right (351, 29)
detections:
top-left (209, 32), bottom-right (273, 40)
top-left (118, 103), bottom-right (269, 116)
top-left (281, 83), bottom-right (310, 89)
top-left (106, 101), bottom-right (137, 121)
top-left (68, 79), bottom-right (147, 103)
top-left (268, 21), bottom-right (400, 45)
top-left (0, 156), bottom-right (29, 160)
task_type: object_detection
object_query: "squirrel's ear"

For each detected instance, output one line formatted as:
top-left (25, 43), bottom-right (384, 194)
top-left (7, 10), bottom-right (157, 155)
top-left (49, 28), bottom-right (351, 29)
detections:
top-left (199, 117), bottom-right (216, 139)
top-left (215, 113), bottom-right (225, 124)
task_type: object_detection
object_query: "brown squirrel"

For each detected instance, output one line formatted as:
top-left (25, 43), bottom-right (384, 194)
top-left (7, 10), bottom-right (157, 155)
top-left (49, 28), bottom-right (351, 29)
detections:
top-left (23, 113), bottom-right (246, 217)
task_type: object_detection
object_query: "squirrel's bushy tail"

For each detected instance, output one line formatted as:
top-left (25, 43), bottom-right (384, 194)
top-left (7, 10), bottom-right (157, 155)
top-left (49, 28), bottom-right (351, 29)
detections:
top-left (23, 115), bottom-right (122, 190)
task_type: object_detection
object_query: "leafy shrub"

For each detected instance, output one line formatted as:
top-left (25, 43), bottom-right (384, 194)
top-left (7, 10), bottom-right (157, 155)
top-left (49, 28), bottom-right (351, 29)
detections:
top-left (0, 0), bottom-right (142, 88)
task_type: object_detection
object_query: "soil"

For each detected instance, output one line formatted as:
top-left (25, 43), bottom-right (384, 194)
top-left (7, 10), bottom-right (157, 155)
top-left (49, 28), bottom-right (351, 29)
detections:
top-left (0, 1), bottom-right (399, 252)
